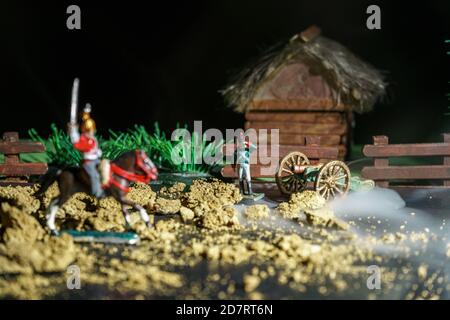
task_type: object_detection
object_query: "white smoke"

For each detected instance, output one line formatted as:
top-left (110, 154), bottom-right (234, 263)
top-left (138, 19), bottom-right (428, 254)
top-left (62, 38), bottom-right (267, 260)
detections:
top-left (329, 187), bottom-right (450, 298)
top-left (330, 187), bottom-right (406, 219)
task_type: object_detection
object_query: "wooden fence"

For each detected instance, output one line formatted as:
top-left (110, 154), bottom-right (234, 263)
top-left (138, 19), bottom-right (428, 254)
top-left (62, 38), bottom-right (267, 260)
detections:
top-left (361, 134), bottom-right (450, 187)
top-left (0, 132), bottom-right (48, 185)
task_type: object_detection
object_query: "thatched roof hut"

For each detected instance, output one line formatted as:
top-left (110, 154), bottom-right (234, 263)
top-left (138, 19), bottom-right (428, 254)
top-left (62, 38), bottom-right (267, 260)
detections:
top-left (221, 26), bottom-right (387, 161)
top-left (222, 26), bottom-right (386, 114)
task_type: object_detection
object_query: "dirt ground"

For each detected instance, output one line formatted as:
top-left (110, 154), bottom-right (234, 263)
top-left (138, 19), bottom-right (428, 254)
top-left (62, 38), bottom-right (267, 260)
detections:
top-left (0, 179), bottom-right (449, 299)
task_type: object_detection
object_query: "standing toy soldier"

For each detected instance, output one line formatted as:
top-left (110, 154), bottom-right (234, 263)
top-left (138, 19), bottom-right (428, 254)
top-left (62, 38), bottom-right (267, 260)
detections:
top-left (68, 78), bottom-right (104, 198)
top-left (234, 131), bottom-right (263, 200)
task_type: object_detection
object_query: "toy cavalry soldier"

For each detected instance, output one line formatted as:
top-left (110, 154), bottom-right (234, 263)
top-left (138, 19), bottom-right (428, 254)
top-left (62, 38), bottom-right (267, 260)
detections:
top-left (234, 132), bottom-right (257, 196)
top-left (41, 78), bottom-right (158, 238)
top-left (68, 79), bottom-right (104, 198)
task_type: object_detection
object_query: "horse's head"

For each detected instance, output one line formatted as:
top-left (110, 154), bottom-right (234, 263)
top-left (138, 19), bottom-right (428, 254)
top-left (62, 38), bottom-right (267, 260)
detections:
top-left (110, 150), bottom-right (158, 188)
top-left (134, 150), bottom-right (158, 183)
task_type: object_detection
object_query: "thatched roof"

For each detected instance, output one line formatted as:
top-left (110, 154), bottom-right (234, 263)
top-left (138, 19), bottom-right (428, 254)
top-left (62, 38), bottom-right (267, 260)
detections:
top-left (222, 26), bottom-right (387, 114)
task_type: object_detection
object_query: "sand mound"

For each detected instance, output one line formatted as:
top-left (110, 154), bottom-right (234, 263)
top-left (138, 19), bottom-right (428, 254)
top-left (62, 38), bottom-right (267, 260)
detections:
top-left (0, 202), bottom-right (75, 274)
top-left (1, 179), bottom-right (437, 300)
top-left (182, 179), bottom-right (242, 210)
top-left (277, 191), bottom-right (349, 230)
top-left (245, 205), bottom-right (270, 220)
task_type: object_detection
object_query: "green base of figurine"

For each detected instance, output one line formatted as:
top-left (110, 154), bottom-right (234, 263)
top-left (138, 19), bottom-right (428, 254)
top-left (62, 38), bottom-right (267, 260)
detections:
top-left (241, 192), bottom-right (265, 201)
top-left (61, 230), bottom-right (140, 245)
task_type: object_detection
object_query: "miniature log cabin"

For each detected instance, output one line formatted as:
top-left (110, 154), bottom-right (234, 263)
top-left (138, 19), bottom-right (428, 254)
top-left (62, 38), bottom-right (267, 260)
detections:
top-left (222, 25), bottom-right (386, 159)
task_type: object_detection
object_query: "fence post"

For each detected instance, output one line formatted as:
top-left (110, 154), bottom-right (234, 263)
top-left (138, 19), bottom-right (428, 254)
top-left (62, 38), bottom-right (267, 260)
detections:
top-left (443, 133), bottom-right (450, 187)
top-left (3, 132), bottom-right (20, 165)
top-left (373, 135), bottom-right (389, 188)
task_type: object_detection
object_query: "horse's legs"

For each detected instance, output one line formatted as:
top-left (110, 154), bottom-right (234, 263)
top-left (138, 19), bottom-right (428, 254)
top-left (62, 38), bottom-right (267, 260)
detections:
top-left (111, 191), bottom-right (133, 229)
top-left (121, 204), bottom-right (133, 230)
top-left (46, 191), bottom-right (73, 236)
top-left (46, 172), bottom-right (76, 236)
top-left (119, 196), bottom-right (153, 229)
top-left (134, 203), bottom-right (152, 229)
top-left (46, 197), bottom-right (60, 235)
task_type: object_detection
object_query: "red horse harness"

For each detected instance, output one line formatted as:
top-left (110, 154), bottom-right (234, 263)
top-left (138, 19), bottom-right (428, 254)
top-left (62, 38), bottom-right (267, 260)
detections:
top-left (104, 150), bottom-right (157, 193)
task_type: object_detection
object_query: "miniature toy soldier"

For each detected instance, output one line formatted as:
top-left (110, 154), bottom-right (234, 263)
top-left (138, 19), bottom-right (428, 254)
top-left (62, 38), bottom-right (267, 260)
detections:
top-left (68, 104), bottom-right (104, 198)
top-left (234, 132), bottom-right (257, 195)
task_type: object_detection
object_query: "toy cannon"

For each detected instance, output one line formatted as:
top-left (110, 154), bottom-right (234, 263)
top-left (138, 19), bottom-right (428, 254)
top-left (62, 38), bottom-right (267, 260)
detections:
top-left (275, 152), bottom-right (374, 199)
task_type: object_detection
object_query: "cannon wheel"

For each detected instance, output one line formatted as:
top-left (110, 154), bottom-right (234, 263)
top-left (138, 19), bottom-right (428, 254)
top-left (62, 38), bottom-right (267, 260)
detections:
top-left (276, 152), bottom-right (310, 195)
top-left (314, 160), bottom-right (350, 200)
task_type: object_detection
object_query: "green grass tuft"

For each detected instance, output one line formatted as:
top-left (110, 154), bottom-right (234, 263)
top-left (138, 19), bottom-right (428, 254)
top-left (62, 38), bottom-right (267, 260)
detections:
top-left (29, 124), bottom-right (82, 167)
top-left (29, 123), bottom-right (225, 174)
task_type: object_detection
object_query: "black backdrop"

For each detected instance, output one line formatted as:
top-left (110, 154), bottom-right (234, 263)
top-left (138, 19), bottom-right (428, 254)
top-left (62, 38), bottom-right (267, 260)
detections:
top-left (2, 0), bottom-right (450, 144)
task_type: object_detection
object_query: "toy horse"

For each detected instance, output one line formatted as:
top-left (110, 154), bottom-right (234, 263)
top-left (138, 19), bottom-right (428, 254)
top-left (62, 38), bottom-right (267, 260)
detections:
top-left (35, 150), bottom-right (158, 235)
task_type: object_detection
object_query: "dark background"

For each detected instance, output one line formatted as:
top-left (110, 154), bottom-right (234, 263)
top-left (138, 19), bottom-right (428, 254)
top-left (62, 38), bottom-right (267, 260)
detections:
top-left (1, 0), bottom-right (450, 144)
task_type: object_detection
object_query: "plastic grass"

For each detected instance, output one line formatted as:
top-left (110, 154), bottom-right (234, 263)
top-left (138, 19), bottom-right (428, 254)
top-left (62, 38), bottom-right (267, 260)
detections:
top-left (156, 129), bottom-right (224, 174)
top-left (29, 124), bottom-right (82, 167)
top-left (107, 124), bottom-right (225, 174)
top-left (29, 123), bottom-right (225, 174)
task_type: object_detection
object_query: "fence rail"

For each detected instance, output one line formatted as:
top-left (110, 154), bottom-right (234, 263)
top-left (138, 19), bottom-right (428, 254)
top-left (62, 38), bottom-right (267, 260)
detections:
top-left (0, 132), bottom-right (47, 185)
top-left (361, 134), bottom-right (450, 187)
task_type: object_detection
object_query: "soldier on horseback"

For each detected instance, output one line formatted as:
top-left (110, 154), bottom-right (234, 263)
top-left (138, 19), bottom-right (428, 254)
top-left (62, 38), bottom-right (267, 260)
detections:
top-left (68, 103), bottom-right (104, 198)
top-left (39, 78), bottom-right (158, 235)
